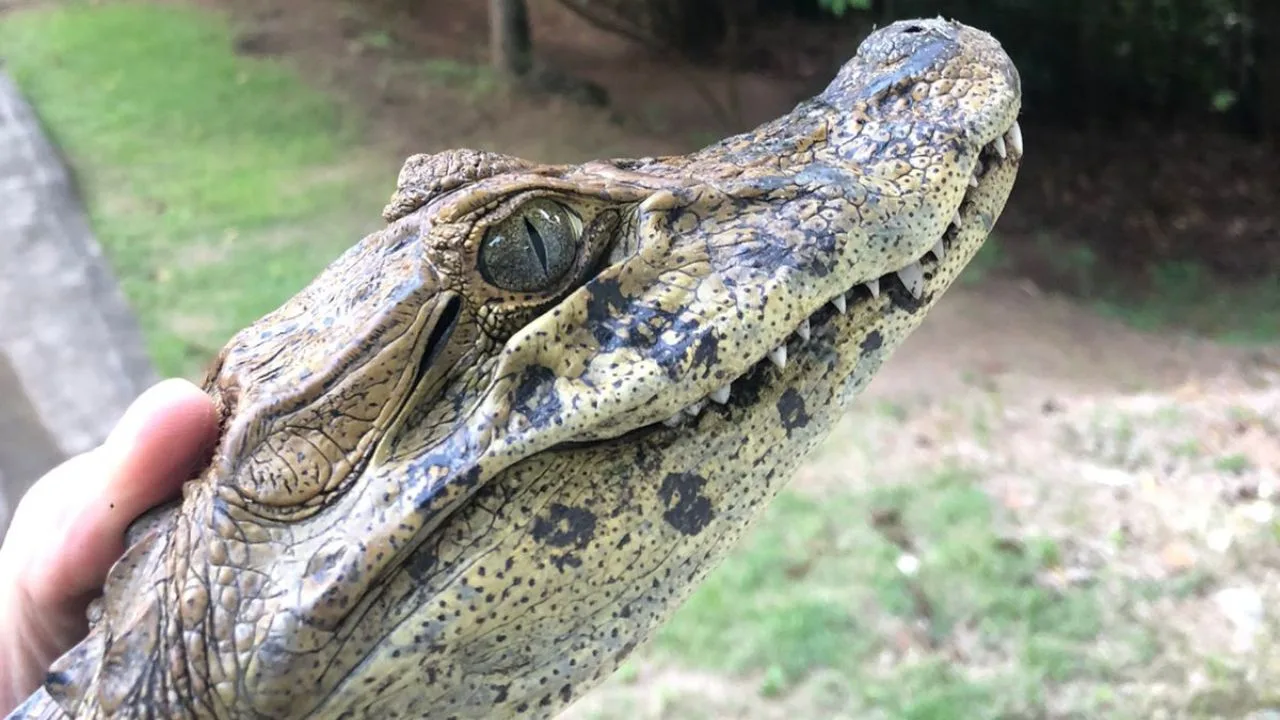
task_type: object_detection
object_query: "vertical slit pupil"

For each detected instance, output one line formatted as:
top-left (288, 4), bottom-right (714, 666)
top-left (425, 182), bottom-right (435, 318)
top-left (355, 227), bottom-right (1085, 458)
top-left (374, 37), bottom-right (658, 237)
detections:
top-left (523, 217), bottom-right (549, 273)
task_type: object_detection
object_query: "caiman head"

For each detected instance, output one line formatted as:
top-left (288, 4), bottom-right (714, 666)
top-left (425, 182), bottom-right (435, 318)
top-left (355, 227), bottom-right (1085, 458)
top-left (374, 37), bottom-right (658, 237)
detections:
top-left (13, 18), bottom-right (1022, 720)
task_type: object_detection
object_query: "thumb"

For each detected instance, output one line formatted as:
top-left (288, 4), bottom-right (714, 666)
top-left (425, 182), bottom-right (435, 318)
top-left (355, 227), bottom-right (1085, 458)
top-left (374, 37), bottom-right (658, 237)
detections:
top-left (4, 378), bottom-right (219, 609)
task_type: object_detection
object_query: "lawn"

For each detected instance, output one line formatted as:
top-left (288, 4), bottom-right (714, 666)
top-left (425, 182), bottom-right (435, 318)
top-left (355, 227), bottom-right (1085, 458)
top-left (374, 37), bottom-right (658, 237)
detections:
top-left (0, 1), bottom-right (392, 377)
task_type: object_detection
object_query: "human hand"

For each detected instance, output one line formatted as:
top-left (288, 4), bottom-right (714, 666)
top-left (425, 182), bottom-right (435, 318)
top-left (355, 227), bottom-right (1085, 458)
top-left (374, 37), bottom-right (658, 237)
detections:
top-left (0, 379), bottom-right (218, 715)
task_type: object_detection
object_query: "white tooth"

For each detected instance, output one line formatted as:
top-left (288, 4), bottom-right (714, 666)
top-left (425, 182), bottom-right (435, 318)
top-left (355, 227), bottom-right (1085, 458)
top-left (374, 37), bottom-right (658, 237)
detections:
top-left (866, 278), bottom-right (880, 298)
top-left (662, 413), bottom-right (684, 427)
top-left (968, 173), bottom-right (979, 188)
top-left (1007, 121), bottom-right (1023, 155)
top-left (993, 134), bottom-right (1007, 159)
top-left (796, 317), bottom-right (811, 342)
top-left (951, 210), bottom-right (962, 228)
top-left (709, 384), bottom-right (731, 404)
top-left (830, 294), bottom-right (847, 314)
top-left (931, 240), bottom-right (945, 260)
top-left (896, 262), bottom-right (925, 299)
top-left (768, 345), bottom-right (787, 370)
top-left (686, 400), bottom-right (706, 417)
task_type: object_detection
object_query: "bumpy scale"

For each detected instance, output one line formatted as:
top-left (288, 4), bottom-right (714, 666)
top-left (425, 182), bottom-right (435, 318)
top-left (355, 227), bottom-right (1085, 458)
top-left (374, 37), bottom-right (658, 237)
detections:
top-left (10, 18), bottom-right (1023, 720)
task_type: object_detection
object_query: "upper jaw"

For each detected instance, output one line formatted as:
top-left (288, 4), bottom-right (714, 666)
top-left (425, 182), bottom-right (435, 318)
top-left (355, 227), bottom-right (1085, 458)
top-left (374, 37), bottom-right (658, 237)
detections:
top-left (659, 113), bottom-right (1024, 428)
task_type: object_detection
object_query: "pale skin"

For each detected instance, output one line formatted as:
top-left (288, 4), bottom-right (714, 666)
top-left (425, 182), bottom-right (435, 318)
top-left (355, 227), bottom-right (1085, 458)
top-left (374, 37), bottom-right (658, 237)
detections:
top-left (0, 379), bottom-right (219, 716)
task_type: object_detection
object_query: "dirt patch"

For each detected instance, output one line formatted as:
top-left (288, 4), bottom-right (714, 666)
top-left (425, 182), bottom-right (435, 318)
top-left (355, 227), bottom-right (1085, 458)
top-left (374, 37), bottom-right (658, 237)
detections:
top-left (863, 278), bottom-right (1278, 405)
top-left (196, 0), bottom-right (808, 166)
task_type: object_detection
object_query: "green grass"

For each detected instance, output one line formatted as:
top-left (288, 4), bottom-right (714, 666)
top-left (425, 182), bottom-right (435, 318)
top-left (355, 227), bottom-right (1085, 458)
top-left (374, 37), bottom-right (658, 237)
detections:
top-left (1027, 234), bottom-right (1279, 344)
top-left (959, 233), bottom-right (1012, 286)
top-left (653, 469), bottom-right (1130, 718)
top-left (1092, 260), bottom-right (1280, 344)
top-left (962, 233), bottom-right (1279, 344)
top-left (0, 2), bottom-right (391, 376)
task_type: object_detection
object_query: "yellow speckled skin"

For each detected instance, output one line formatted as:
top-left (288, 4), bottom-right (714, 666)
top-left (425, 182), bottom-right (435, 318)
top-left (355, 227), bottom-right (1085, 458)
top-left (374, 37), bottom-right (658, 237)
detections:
top-left (11, 18), bottom-right (1022, 720)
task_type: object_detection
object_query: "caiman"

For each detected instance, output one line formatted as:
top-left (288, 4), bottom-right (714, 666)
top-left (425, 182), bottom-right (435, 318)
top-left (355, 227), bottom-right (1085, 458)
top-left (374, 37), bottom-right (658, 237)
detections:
top-left (10, 17), bottom-right (1022, 719)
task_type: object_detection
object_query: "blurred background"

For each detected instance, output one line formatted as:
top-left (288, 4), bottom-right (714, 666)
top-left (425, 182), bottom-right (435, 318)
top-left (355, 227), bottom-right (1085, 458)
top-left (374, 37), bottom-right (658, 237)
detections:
top-left (0, 0), bottom-right (1277, 716)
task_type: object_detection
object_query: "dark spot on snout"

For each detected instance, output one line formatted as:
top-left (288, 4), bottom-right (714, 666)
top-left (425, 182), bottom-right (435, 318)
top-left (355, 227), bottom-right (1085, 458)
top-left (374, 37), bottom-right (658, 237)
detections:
top-left (459, 465), bottom-right (482, 488)
top-left (585, 275), bottom-right (708, 379)
top-left (584, 276), bottom-right (628, 348)
top-left (531, 503), bottom-right (597, 549)
top-left (861, 330), bottom-right (883, 352)
top-left (689, 331), bottom-right (720, 378)
top-left (658, 472), bottom-right (714, 535)
top-left (513, 364), bottom-right (562, 424)
top-left (776, 387), bottom-right (810, 435)
top-left (533, 503), bottom-right (597, 573)
top-left (634, 445), bottom-right (662, 474)
top-left (405, 544), bottom-right (439, 584)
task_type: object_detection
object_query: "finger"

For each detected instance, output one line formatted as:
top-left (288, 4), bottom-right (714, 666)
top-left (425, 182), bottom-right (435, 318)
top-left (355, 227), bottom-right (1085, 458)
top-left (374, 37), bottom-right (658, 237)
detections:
top-left (97, 378), bottom-right (220, 543)
top-left (29, 379), bottom-right (219, 604)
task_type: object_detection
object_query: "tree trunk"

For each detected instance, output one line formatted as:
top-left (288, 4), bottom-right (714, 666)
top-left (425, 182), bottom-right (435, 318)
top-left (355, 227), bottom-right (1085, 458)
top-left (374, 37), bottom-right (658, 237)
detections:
top-left (489, 0), bottom-right (533, 78)
top-left (0, 71), bottom-right (157, 533)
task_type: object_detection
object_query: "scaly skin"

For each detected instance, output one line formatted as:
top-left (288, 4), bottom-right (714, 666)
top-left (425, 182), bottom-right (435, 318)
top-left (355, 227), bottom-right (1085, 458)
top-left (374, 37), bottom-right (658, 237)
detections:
top-left (11, 18), bottom-right (1022, 720)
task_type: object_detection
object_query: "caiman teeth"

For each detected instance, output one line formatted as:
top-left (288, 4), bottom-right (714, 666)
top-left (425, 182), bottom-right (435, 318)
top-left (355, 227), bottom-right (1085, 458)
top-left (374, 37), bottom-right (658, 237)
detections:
top-left (768, 345), bottom-right (788, 370)
top-left (709, 384), bottom-right (731, 404)
top-left (1007, 121), bottom-right (1023, 156)
top-left (658, 117), bottom-right (1010, 431)
top-left (895, 262), bottom-right (925, 299)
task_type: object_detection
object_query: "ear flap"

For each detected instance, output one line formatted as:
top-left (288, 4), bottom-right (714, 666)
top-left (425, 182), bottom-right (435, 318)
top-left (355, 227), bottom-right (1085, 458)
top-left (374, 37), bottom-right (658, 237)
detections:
top-left (94, 597), bottom-right (162, 714)
top-left (44, 631), bottom-right (101, 713)
top-left (46, 527), bottom-right (168, 715)
top-left (382, 150), bottom-right (536, 223)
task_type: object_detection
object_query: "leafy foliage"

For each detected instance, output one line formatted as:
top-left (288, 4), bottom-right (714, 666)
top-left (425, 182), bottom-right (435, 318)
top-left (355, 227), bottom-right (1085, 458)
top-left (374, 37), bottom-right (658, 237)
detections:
top-left (813, 0), bottom-right (871, 17)
top-left (830, 0), bottom-right (1271, 135)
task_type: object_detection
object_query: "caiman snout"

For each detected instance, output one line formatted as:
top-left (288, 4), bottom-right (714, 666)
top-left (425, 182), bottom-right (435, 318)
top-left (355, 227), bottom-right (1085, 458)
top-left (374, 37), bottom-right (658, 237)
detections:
top-left (824, 17), bottom-right (1021, 148)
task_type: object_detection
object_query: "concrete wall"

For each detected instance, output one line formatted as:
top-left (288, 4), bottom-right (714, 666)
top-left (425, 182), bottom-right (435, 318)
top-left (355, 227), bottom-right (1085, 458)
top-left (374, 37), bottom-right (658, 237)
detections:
top-left (0, 69), bottom-right (155, 533)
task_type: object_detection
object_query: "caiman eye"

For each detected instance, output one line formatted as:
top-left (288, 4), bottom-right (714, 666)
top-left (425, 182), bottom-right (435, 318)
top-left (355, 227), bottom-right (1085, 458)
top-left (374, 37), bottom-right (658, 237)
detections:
top-left (479, 198), bottom-right (582, 292)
